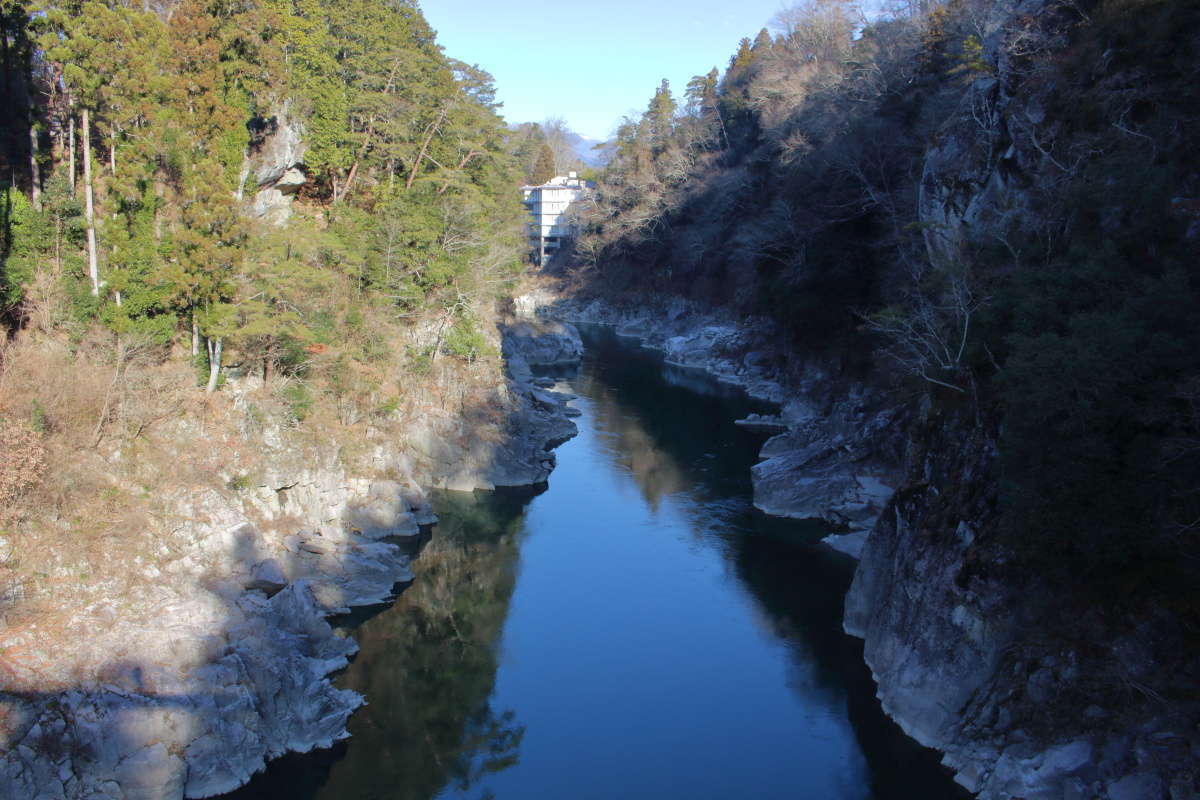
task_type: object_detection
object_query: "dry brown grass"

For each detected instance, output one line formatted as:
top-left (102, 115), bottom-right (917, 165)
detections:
top-left (0, 264), bottom-right (525, 688)
top-left (0, 418), bottom-right (46, 521)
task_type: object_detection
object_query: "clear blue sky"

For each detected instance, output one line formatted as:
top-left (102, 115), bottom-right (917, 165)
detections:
top-left (421, 0), bottom-right (787, 141)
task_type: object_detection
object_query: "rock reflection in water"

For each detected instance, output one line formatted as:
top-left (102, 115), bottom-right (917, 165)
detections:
top-left (231, 325), bottom-right (967, 800)
top-left (574, 328), bottom-right (774, 513)
top-left (557, 325), bottom-right (968, 800)
top-left (224, 490), bottom-right (533, 800)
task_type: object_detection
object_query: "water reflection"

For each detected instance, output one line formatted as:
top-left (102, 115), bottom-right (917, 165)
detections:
top-left (226, 491), bottom-right (534, 800)
top-left (561, 325), bottom-right (966, 799)
top-left (228, 324), bottom-right (966, 800)
top-left (575, 328), bottom-right (774, 511)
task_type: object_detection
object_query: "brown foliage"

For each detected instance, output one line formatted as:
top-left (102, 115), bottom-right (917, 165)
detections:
top-left (0, 418), bottom-right (47, 522)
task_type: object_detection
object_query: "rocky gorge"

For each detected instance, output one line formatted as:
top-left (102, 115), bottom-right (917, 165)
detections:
top-left (515, 287), bottom-right (1198, 800)
top-left (2, 0), bottom-right (1196, 793)
top-left (0, 310), bottom-right (580, 799)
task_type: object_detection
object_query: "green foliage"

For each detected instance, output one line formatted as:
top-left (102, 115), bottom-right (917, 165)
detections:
top-left (226, 473), bottom-right (252, 491)
top-left (0, 188), bottom-right (44, 308)
top-left (442, 314), bottom-right (490, 362)
top-left (0, 0), bottom-right (525, 421)
top-left (374, 395), bottom-right (401, 418)
top-left (644, 79), bottom-right (677, 154)
top-left (282, 381), bottom-right (314, 421)
top-left (29, 399), bottom-right (48, 434)
top-left (266, 0), bottom-right (350, 184)
top-left (407, 345), bottom-right (435, 376)
top-left (948, 35), bottom-right (992, 82)
top-left (993, 167), bottom-right (1199, 578)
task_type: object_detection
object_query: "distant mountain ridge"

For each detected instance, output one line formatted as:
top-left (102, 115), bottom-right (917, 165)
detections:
top-left (564, 130), bottom-right (607, 167)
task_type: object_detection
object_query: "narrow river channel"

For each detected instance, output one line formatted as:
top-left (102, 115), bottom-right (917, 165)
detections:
top-left (229, 326), bottom-right (966, 800)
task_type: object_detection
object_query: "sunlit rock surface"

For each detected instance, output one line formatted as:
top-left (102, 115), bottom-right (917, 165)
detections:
top-left (0, 324), bottom-right (579, 798)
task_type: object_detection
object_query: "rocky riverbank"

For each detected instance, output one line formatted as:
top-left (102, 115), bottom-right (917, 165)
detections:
top-left (546, 292), bottom-right (905, 557)
top-left (843, 409), bottom-right (1200, 800)
top-left (532, 289), bottom-right (1198, 799)
top-left (0, 324), bottom-right (580, 799)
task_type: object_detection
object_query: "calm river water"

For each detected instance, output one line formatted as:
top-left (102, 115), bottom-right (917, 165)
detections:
top-left (229, 326), bottom-right (966, 800)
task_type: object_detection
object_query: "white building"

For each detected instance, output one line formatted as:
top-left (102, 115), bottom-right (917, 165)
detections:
top-left (522, 172), bottom-right (592, 266)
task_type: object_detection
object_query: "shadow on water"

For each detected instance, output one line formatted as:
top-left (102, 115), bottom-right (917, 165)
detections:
top-left (572, 324), bottom-right (968, 799)
top-left (227, 323), bottom-right (967, 800)
top-left (225, 491), bottom-right (537, 800)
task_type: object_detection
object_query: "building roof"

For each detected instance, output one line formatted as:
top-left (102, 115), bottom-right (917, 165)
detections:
top-left (521, 174), bottom-right (594, 191)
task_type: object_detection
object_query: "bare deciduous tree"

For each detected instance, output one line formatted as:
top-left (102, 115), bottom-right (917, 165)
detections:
top-left (862, 260), bottom-right (987, 393)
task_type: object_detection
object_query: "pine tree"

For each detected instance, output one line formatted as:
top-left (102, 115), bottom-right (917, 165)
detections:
top-left (645, 79), bottom-right (676, 154)
top-left (729, 37), bottom-right (754, 71)
top-left (162, 0), bottom-right (250, 391)
top-left (530, 142), bottom-right (555, 185)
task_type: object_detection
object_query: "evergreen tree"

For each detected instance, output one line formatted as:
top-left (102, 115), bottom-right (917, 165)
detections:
top-left (645, 79), bottom-right (676, 155)
top-left (530, 142), bottom-right (555, 185)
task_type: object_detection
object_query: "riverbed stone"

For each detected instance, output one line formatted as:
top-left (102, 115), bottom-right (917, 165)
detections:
top-left (501, 319), bottom-right (583, 366)
top-left (248, 558), bottom-right (288, 596)
top-left (1108, 773), bottom-right (1164, 800)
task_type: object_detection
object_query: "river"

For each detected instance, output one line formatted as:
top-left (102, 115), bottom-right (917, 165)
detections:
top-left (227, 325), bottom-right (966, 800)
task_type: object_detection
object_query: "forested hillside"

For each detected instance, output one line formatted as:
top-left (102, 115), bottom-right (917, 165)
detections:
top-left (562, 0), bottom-right (1200, 791)
top-left (0, 2), bottom-right (592, 793)
top-left (0, 0), bottom-right (547, 538)
top-left (573, 0), bottom-right (1200, 599)
top-left (1, 0), bottom-right (529, 369)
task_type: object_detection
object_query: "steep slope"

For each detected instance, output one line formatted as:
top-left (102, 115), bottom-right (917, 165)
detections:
top-left (559, 0), bottom-right (1200, 796)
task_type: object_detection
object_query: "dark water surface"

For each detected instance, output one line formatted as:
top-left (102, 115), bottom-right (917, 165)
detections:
top-left (230, 326), bottom-right (966, 800)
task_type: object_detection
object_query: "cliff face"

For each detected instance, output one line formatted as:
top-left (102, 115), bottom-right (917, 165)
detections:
top-left (552, 0), bottom-right (1200, 793)
top-left (845, 404), bottom-right (1199, 799)
top-left (0, 325), bottom-right (579, 799)
top-left (842, 1), bottom-right (1200, 795)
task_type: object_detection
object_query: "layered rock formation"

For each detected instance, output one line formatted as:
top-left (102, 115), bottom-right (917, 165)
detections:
top-left (0, 326), bottom-right (581, 798)
top-left (556, 294), bottom-right (904, 556)
top-left (542, 286), bottom-right (1197, 798)
top-left (242, 102), bottom-right (307, 225)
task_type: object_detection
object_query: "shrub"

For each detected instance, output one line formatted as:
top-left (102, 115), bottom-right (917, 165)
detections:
top-left (443, 317), bottom-right (491, 362)
top-left (282, 382), bottom-right (314, 422)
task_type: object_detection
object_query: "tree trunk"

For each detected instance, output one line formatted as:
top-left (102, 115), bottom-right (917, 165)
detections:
top-left (68, 114), bottom-right (76, 197)
top-left (336, 158), bottom-right (360, 204)
top-left (406, 106), bottom-right (449, 191)
top-left (28, 123), bottom-right (41, 211)
top-left (54, 213), bottom-right (62, 271)
top-left (338, 60), bottom-right (401, 204)
top-left (191, 314), bottom-right (199, 357)
top-left (235, 147), bottom-right (249, 202)
top-left (205, 337), bottom-right (222, 393)
top-left (82, 107), bottom-right (100, 296)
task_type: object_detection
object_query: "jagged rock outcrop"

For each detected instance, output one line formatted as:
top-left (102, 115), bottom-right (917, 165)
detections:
top-left (0, 325), bottom-right (580, 798)
top-left (557, 294), bottom-right (905, 547)
top-left (845, 403), bottom-right (1200, 799)
top-left (0, 473), bottom-right (426, 799)
top-left (501, 319), bottom-right (584, 368)
top-left (244, 102), bottom-right (307, 225)
top-left (750, 377), bottom-right (904, 535)
top-left (408, 378), bottom-right (578, 492)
